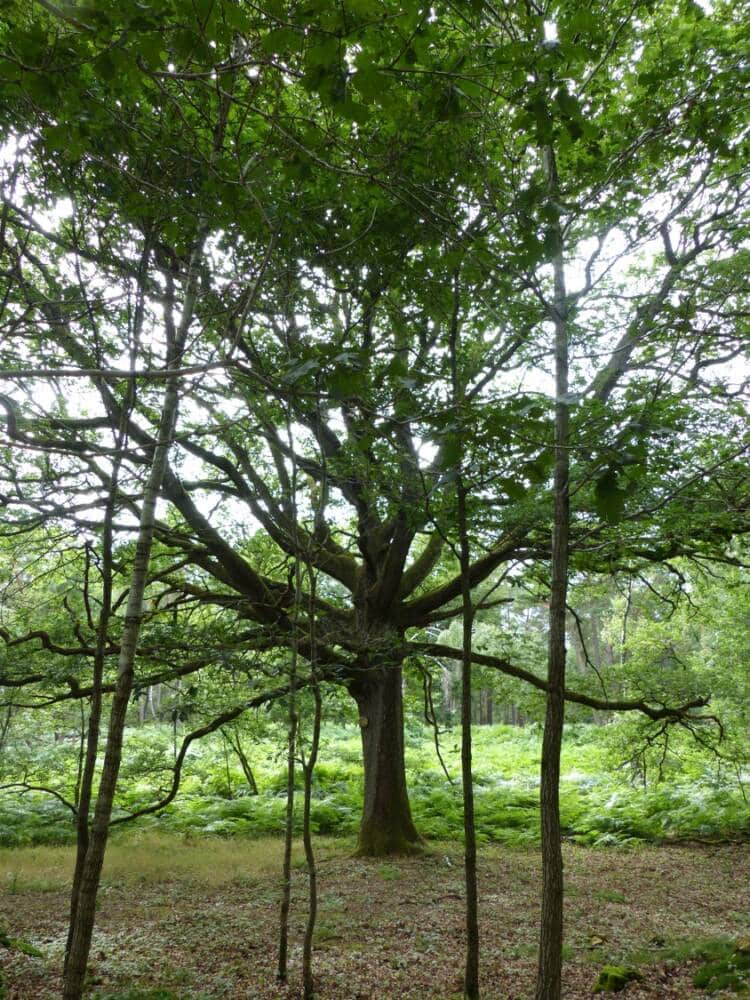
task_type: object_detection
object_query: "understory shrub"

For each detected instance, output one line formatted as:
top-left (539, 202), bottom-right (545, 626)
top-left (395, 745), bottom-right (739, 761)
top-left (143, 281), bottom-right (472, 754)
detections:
top-left (0, 723), bottom-right (746, 848)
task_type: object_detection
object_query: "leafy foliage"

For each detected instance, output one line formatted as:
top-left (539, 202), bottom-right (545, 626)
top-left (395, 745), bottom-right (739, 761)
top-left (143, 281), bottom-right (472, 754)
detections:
top-left (0, 722), bottom-right (746, 849)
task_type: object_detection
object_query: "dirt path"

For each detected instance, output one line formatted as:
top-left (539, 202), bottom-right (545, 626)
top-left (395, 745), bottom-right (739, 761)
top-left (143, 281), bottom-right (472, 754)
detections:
top-left (0, 838), bottom-right (747, 998)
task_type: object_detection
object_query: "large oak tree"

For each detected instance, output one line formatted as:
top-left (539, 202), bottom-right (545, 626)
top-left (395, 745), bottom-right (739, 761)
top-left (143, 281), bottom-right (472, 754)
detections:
top-left (1, 0), bottom-right (748, 861)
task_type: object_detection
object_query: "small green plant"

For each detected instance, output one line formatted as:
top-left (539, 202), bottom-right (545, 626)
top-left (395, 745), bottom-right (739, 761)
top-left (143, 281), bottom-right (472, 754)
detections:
top-left (595, 889), bottom-right (626, 904)
top-left (0, 927), bottom-right (43, 958)
top-left (9, 937), bottom-right (43, 958)
top-left (593, 965), bottom-right (642, 992)
top-left (693, 943), bottom-right (750, 994)
top-left (376, 863), bottom-right (400, 880)
top-left (0, 722), bottom-right (747, 848)
top-left (314, 921), bottom-right (343, 944)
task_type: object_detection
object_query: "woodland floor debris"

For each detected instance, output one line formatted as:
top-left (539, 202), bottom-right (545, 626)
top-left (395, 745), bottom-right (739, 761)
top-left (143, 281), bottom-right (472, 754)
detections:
top-left (0, 837), bottom-right (747, 999)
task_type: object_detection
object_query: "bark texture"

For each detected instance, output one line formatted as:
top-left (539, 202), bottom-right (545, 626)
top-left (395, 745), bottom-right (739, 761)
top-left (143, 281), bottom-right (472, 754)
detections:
top-left (459, 483), bottom-right (480, 1000)
top-left (535, 143), bottom-right (569, 1000)
top-left (277, 691), bottom-right (296, 982)
top-left (302, 685), bottom-right (322, 1000)
top-left (450, 272), bottom-right (480, 1000)
top-left (351, 666), bottom-right (421, 856)
top-left (65, 530), bottom-right (112, 972)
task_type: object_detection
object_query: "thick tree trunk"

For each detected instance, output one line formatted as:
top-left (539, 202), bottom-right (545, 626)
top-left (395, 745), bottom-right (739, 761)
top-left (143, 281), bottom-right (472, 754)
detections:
top-left (350, 666), bottom-right (421, 856)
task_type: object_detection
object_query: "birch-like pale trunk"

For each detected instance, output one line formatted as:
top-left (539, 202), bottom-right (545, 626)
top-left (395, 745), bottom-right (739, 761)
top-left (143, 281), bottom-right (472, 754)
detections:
top-left (535, 142), bottom-right (570, 1000)
top-left (62, 245), bottom-right (203, 1000)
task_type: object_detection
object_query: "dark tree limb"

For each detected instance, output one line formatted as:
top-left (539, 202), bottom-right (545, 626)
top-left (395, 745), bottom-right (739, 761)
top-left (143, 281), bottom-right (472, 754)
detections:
top-left (410, 642), bottom-right (709, 721)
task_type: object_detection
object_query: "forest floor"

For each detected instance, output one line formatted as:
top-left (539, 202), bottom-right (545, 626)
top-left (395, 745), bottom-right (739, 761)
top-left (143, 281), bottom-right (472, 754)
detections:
top-left (0, 834), bottom-right (747, 999)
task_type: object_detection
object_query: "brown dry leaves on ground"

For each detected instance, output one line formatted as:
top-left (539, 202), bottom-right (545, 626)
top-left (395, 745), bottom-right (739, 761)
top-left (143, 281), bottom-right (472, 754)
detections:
top-left (0, 836), bottom-right (747, 999)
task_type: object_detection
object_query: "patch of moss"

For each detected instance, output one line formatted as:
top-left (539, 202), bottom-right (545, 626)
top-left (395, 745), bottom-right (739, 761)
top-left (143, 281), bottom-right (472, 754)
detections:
top-left (0, 928), bottom-right (43, 958)
top-left (376, 863), bottom-right (401, 880)
top-left (9, 938), bottom-right (43, 958)
top-left (693, 948), bottom-right (750, 994)
top-left (595, 889), bottom-right (626, 904)
top-left (593, 965), bottom-right (642, 992)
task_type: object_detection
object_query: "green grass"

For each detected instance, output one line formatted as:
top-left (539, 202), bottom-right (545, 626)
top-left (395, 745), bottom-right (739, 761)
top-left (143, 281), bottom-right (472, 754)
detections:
top-left (694, 947), bottom-right (750, 994)
top-left (595, 889), bottom-right (626, 904)
top-left (0, 721), bottom-right (746, 849)
top-left (376, 863), bottom-right (401, 880)
top-left (0, 834), bottom-right (354, 894)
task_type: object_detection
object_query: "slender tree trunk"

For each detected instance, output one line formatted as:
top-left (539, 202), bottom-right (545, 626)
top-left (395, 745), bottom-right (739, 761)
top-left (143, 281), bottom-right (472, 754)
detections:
top-left (441, 662), bottom-right (455, 721)
top-left (65, 397), bottom-right (131, 975)
top-left (535, 143), bottom-right (570, 1000)
top-left (278, 415), bottom-right (304, 982)
top-left (277, 657), bottom-right (297, 981)
top-left (225, 726), bottom-right (258, 794)
top-left (301, 684), bottom-right (322, 1000)
top-left (64, 494), bottom-right (115, 973)
top-left (63, 398), bottom-right (180, 998)
top-left (458, 480), bottom-right (479, 1000)
top-left (222, 735), bottom-right (234, 798)
top-left (350, 664), bottom-right (421, 856)
top-left (301, 446), bottom-right (324, 997)
top-left (0, 704), bottom-right (12, 751)
top-left (449, 271), bottom-right (480, 1000)
top-left (62, 248), bottom-right (201, 1000)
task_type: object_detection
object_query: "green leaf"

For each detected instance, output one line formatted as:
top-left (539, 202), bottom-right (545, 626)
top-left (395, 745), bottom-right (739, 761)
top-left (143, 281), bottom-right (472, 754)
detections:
top-left (328, 368), bottom-right (365, 399)
top-left (338, 96), bottom-right (370, 122)
top-left (567, 9), bottom-right (597, 35)
top-left (261, 28), bottom-right (304, 55)
top-left (522, 458), bottom-right (550, 485)
top-left (555, 87), bottom-right (583, 122)
top-left (344, 0), bottom-right (382, 15)
top-left (305, 37), bottom-right (340, 69)
top-left (138, 33), bottom-right (166, 68)
top-left (440, 434), bottom-right (462, 471)
top-left (500, 478), bottom-right (527, 501)
top-left (94, 51), bottom-right (117, 81)
top-left (353, 65), bottom-right (385, 101)
top-left (284, 359), bottom-right (319, 384)
top-left (594, 467), bottom-right (627, 524)
top-left (43, 125), bottom-right (71, 151)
